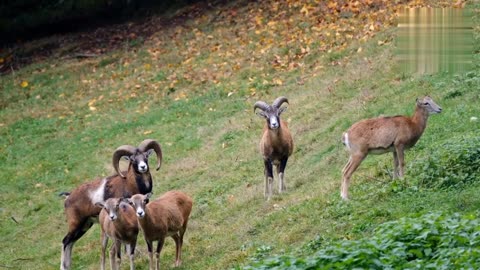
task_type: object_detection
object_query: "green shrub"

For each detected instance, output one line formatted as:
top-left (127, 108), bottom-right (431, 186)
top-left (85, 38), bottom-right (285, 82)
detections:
top-left (443, 71), bottom-right (480, 100)
top-left (407, 133), bottom-right (480, 189)
top-left (239, 212), bottom-right (480, 270)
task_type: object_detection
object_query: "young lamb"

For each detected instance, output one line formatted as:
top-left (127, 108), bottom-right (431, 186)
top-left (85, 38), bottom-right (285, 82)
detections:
top-left (341, 96), bottom-right (442, 200)
top-left (97, 197), bottom-right (139, 270)
top-left (128, 191), bottom-right (193, 270)
top-left (254, 96), bottom-right (294, 200)
top-left (60, 139), bottom-right (162, 270)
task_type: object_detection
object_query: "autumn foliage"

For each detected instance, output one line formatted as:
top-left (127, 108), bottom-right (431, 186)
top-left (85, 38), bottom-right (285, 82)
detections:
top-left (1, 0), bottom-right (450, 111)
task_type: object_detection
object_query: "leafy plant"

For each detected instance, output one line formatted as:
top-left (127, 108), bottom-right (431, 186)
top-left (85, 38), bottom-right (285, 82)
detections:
top-left (239, 212), bottom-right (480, 270)
top-left (444, 71), bottom-right (480, 100)
top-left (407, 133), bottom-right (480, 189)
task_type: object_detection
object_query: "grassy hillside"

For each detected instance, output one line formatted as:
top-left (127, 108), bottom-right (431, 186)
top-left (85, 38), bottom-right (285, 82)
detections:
top-left (1, 0), bottom-right (479, 269)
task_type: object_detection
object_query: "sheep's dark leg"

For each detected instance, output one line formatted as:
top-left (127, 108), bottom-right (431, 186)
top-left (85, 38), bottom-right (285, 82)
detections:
top-left (155, 238), bottom-right (165, 270)
top-left (127, 241), bottom-right (136, 270)
top-left (341, 156), bottom-right (351, 176)
top-left (278, 157), bottom-right (288, 193)
top-left (264, 159), bottom-right (274, 200)
top-left (61, 218), bottom-right (93, 270)
top-left (341, 153), bottom-right (366, 200)
top-left (100, 232), bottom-right (108, 270)
top-left (114, 240), bottom-right (122, 269)
top-left (395, 144), bottom-right (406, 177)
top-left (393, 150), bottom-right (399, 179)
top-left (146, 240), bottom-right (154, 270)
top-left (174, 225), bottom-right (187, 266)
top-left (109, 240), bottom-right (118, 270)
top-left (172, 233), bottom-right (182, 266)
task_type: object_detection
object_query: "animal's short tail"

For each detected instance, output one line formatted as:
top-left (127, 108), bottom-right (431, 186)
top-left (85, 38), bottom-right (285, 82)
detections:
top-left (341, 132), bottom-right (350, 149)
top-left (59, 191), bottom-right (71, 198)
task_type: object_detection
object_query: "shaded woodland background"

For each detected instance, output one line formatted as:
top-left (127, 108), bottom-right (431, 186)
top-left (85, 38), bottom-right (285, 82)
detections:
top-left (0, 0), bottom-right (202, 44)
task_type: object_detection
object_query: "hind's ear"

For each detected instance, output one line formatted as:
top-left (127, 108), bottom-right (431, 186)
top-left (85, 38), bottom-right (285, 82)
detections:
top-left (144, 193), bottom-right (152, 204)
top-left (125, 198), bottom-right (134, 205)
top-left (116, 197), bottom-right (126, 207)
top-left (95, 202), bottom-right (105, 209)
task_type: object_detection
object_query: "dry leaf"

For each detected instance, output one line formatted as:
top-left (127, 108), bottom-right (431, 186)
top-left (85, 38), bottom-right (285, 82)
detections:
top-left (328, 1), bottom-right (337, 9)
top-left (273, 79), bottom-right (283, 85)
top-left (300, 5), bottom-right (309, 15)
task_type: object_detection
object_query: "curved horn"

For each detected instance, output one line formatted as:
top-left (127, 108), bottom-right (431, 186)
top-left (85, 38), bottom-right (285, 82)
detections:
top-left (112, 145), bottom-right (136, 178)
top-left (272, 96), bottom-right (289, 109)
top-left (253, 101), bottom-right (270, 113)
top-left (138, 139), bottom-right (163, 171)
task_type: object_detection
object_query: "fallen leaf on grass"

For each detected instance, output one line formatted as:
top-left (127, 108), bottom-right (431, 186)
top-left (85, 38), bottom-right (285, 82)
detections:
top-left (273, 78), bottom-right (283, 86)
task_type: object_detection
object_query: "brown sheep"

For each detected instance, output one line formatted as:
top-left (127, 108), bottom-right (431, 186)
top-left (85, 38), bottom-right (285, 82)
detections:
top-left (128, 191), bottom-right (193, 270)
top-left (97, 197), bottom-right (139, 270)
top-left (341, 96), bottom-right (442, 200)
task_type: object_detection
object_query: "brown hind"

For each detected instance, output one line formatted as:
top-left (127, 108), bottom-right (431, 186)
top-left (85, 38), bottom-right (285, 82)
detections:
top-left (341, 96), bottom-right (442, 200)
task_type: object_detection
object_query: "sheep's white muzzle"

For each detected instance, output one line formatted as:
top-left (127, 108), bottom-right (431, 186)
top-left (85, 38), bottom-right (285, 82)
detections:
top-left (138, 161), bottom-right (148, 173)
top-left (269, 116), bottom-right (279, 129)
top-left (136, 209), bottom-right (145, 218)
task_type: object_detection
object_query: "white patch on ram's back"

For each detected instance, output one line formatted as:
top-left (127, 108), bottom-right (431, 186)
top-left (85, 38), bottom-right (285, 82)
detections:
top-left (89, 178), bottom-right (107, 205)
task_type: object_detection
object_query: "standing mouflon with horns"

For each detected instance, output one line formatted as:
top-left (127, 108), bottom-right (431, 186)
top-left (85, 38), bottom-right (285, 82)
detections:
top-left (254, 96), bottom-right (294, 200)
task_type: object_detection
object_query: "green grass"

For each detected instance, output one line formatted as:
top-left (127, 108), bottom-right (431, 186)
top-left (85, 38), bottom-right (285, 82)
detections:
top-left (1, 1), bottom-right (479, 269)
